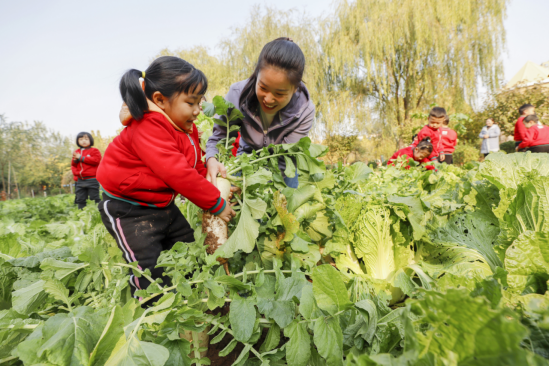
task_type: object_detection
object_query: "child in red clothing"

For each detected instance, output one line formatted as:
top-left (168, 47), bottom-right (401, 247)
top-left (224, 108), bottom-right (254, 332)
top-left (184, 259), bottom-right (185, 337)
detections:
top-left (410, 107), bottom-right (447, 162)
top-left (517, 115), bottom-right (549, 153)
top-left (97, 56), bottom-right (235, 303)
top-left (389, 138), bottom-right (436, 170)
top-left (514, 104), bottom-right (536, 149)
top-left (440, 116), bottom-right (457, 164)
top-left (71, 132), bottom-right (102, 209)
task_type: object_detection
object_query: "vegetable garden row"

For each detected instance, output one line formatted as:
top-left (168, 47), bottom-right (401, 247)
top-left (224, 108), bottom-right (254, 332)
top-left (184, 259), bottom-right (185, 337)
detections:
top-left (0, 108), bottom-right (548, 365)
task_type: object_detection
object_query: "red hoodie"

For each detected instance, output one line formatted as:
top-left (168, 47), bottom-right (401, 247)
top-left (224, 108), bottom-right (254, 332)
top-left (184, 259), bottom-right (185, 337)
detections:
top-left (388, 147), bottom-right (435, 170)
top-left (518, 124), bottom-right (549, 149)
top-left (440, 127), bottom-right (457, 154)
top-left (71, 147), bottom-right (102, 181)
top-left (411, 125), bottom-right (441, 160)
top-left (514, 116), bottom-right (527, 142)
top-left (96, 111), bottom-right (225, 213)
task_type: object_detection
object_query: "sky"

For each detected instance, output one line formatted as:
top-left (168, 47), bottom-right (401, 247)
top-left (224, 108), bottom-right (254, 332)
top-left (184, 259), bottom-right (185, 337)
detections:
top-left (0, 0), bottom-right (548, 137)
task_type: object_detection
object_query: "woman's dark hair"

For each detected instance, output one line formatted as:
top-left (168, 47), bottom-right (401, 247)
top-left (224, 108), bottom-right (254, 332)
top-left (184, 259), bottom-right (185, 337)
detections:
top-left (416, 137), bottom-right (434, 153)
top-left (519, 104), bottom-right (534, 115)
top-left (120, 56), bottom-right (208, 121)
top-left (239, 37), bottom-right (306, 108)
top-left (429, 107), bottom-right (447, 119)
top-left (524, 114), bottom-right (539, 124)
top-left (76, 132), bottom-right (94, 148)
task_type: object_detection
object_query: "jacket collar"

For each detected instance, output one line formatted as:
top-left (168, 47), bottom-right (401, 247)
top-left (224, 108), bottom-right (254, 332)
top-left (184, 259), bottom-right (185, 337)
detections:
top-left (119, 100), bottom-right (191, 134)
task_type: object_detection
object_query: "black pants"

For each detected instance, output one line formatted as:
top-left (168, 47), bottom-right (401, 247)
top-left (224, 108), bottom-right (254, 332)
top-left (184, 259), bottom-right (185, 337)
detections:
top-left (527, 145), bottom-right (549, 153)
top-left (75, 178), bottom-right (100, 209)
top-left (443, 154), bottom-right (453, 164)
top-left (98, 195), bottom-right (194, 300)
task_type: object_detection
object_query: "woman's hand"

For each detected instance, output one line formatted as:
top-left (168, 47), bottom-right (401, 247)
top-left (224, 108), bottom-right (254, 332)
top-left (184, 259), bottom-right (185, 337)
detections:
top-left (206, 158), bottom-right (227, 186)
top-left (216, 204), bottom-right (236, 223)
top-left (484, 134), bottom-right (489, 139)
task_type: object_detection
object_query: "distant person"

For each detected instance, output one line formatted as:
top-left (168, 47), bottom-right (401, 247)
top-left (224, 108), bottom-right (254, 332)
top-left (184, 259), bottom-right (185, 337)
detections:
top-left (516, 115), bottom-right (549, 153)
top-left (440, 116), bottom-right (457, 164)
top-left (71, 132), bottom-right (102, 209)
top-left (479, 118), bottom-right (501, 157)
top-left (389, 138), bottom-right (436, 170)
top-left (514, 104), bottom-right (535, 148)
top-left (410, 107), bottom-right (447, 162)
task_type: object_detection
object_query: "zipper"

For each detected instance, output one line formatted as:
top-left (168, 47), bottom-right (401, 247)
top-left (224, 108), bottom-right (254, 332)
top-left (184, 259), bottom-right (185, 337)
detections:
top-left (78, 148), bottom-right (84, 179)
top-left (185, 133), bottom-right (197, 168)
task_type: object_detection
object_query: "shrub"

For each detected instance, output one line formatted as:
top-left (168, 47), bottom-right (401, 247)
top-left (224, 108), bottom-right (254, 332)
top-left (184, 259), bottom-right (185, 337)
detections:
top-left (454, 143), bottom-right (480, 165)
top-left (500, 141), bottom-right (516, 153)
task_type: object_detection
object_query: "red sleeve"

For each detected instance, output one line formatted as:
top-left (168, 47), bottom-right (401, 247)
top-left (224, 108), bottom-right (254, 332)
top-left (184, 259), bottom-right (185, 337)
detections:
top-left (71, 150), bottom-right (79, 176)
top-left (131, 118), bottom-right (221, 211)
top-left (518, 127), bottom-right (537, 149)
top-left (514, 117), bottom-right (527, 141)
top-left (388, 150), bottom-right (401, 165)
top-left (81, 148), bottom-right (102, 166)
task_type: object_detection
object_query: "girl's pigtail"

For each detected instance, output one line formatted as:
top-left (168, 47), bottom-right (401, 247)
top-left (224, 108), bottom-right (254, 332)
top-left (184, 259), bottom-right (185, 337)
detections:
top-left (119, 69), bottom-right (148, 121)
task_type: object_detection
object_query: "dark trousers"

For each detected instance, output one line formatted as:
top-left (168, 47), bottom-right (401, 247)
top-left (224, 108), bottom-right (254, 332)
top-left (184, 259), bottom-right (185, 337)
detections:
top-left (443, 154), bottom-right (453, 164)
top-left (98, 195), bottom-right (194, 300)
top-left (527, 145), bottom-right (549, 153)
top-left (75, 178), bottom-right (100, 209)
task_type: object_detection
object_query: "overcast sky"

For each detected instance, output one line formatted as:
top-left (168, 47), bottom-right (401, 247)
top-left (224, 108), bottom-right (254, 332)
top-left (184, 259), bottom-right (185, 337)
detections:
top-left (0, 0), bottom-right (548, 137)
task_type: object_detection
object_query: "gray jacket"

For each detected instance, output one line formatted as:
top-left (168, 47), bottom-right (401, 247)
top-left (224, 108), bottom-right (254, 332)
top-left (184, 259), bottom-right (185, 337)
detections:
top-left (205, 79), bottom-right (315, 166)
top-left (479, 125), bottom-right (501, 154)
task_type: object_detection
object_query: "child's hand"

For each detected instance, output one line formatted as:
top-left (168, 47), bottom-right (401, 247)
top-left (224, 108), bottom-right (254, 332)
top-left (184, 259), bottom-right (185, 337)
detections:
top-left (217, 204), bottom-right (236, 223)
top-left (206, 158), bottom-right (227, 186)
top-left (439, 153), bottom-right (445, 162)
top-left (228, 186), bottom-right (241, 200)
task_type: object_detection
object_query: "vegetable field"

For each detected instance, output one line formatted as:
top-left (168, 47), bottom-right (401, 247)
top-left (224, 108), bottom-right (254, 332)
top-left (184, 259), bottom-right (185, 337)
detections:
top-left (0, 138), bottom-right (548, 364)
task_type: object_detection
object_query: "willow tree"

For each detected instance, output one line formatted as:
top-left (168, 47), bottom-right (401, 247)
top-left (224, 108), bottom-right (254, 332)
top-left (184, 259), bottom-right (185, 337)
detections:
top-left (322, 0), bottom-right (507, 147)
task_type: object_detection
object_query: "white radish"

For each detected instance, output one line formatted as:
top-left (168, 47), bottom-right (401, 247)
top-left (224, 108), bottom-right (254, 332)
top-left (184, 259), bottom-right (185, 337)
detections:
top-left (203, 177), bottom-right (232, 273)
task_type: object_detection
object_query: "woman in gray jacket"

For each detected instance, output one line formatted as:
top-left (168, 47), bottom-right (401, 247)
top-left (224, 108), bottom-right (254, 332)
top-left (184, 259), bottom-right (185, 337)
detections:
top-left (479, 118), bottom-right (501, 157)
top-left (205, 38), bottom-right (315, 188)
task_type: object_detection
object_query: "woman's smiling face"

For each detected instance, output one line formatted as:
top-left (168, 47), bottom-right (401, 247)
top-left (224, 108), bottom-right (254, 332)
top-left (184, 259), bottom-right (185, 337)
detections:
top-left (255, 67), bottom-right (297, 114)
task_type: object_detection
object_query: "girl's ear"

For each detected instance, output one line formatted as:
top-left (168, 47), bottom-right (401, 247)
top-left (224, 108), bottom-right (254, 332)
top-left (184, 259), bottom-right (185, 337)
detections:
top-left (152, 91), bottom-right (167, 110)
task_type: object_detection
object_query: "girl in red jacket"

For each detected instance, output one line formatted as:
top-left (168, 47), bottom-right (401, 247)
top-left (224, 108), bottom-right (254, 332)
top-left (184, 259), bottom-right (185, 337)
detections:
top-left (389, 138), bottom-right (436, 170)
top-left (517, 115), bottom-right (549, 153)
top-left (71, 132), bottom-right (102, 209)
top-left (96, 56), bottom-right (235, 303)
top-left (410, 107), bottom-right (447, 161)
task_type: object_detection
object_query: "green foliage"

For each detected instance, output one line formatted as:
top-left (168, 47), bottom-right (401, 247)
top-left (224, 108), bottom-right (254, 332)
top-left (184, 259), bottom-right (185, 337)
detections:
top-left (500, 140), bottom-right (516, 153)
top-left (0, 151), bottom-right (548, 366)
top-left (454, 143), bottom-right (481, 165)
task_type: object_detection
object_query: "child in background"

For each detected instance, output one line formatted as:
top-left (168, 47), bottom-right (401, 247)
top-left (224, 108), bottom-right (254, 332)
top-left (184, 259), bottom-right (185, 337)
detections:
top-left (71, 132), bottom-right (102, 209)
top-left (410, 107), bottom-right (447, 161)
top-left (479, 118), bottom-right (501, 157)
top-left (514, 104), bottom-right (535, 148)
top-left (440, 116), bottom-right (457, 164)
top-left (97, 56), bottom-right (235, 303)
top-left (389, 138), bottom-right (436, 170)
top-left (517, 115), bottom-right (549, 153)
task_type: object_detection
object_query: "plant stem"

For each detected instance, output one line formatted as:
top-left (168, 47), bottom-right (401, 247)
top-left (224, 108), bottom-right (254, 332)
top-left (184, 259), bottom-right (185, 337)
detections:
top-left (227, 153), bottom-right (304, 175)
top-left (0, 356), bottom-right (18, 364)
top-left (191, 330), bottom-right (203, 366)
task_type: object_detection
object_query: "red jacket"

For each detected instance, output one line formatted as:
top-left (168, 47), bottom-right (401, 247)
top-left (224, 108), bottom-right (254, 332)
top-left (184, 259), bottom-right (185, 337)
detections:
top-left (411, 125), bottom-right (441, 160)
top-left (514, 116), bottom-right (527, 141)
top-left (518, 125), bottom-right (549, 149)
top-left (97, 112), bottom-right (225, 213)
top-left (71, 147), bottom-right (102, 181)
top-left (440, 127), bottom-right (457, 154)
top-left (388, 147), bottom-right (435, 170)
